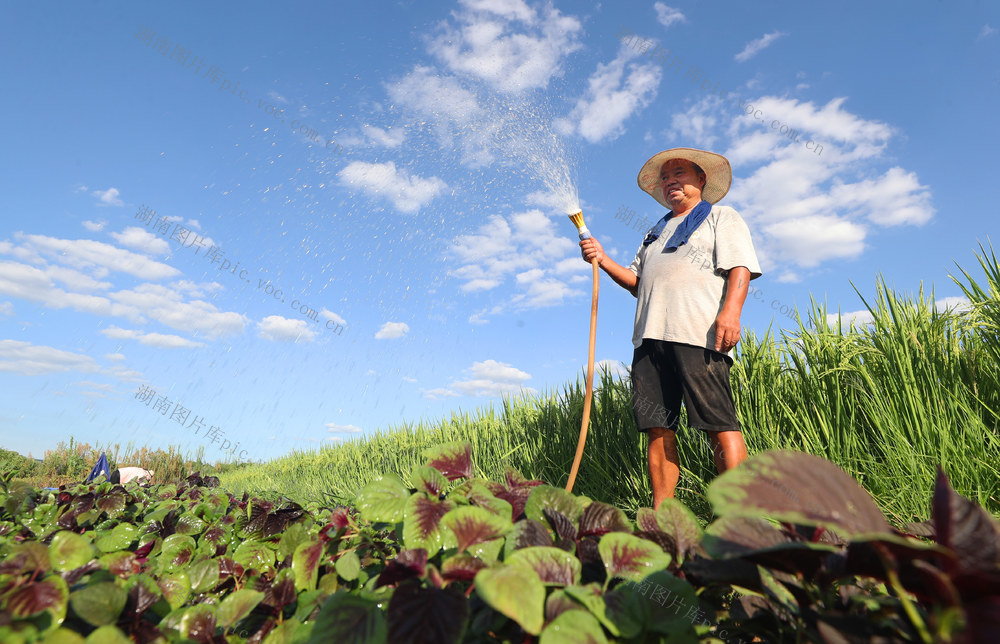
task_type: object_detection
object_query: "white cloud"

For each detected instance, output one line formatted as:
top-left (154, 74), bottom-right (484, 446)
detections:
top-left (11, 233), bottom-right (180, 280)
top-left (459, 0), bottom-right (535, 22)
top-left (325, 422), bottom-right (362, 434)
top-left (448, 359), bottom-right (534, 397)
top-left (423, 387), bottom-right (460, 400)
top-left (337, 161), bottom-right (447, 214)
top-left (653, 3), bottom-right (686, 28)
top-left (0, 260), bottom-right (131, 317)
top-left (82, 220), bottom-right (106, 232)
top-left (428, 2), bottom-right (582, 92)
top-left (735, 31), bottom-right (786, 62)
top-left (935, 296), bottom-right (972, 314)
top-left (73, 380), bottom-right (115, 392)
top-left (595, 359), bottom-right (630, 381)
top-left (0, 301), bottom-right (13, 316)
top-left (557, 46), bottom-right (662, 143)
top-left (0, 340), bottom-right (100, 376)
top-left (109, 283), bottom-right (247, 339)
top-left (762, 215), bottom-right (867, 268)
top-left (662, 94), bottom-right (933, 271)
top-left (92, 187), bottom-right (124, 207)
top-left (375, 321), bottom-right (409, 339)
top-left (826, 309), bottom-right (874, 328)
top-left (319, 309), bottom-right (347, 326)
top-left (402, 376), bottom-right (418, 383)
top-left (110, 227), bottom-right (171, 255)
top-left (0, 253), bottom-right (244, 339)
top-left (105, 364), bottom-right (145, 383)
top-left (447, 209), bottom-right (581, 315)
top-left (104, 352), bottom-right (126, 361)
top-left (257, 315), bottom-right (317, 342)
top-left (978, 24), bottom-right (997, 40)
top-left (363, 125), bottom-right (405, 147)
top-left (100, 326), bottom-right (205, 348)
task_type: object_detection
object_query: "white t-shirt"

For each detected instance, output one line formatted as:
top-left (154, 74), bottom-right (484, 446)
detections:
top-left (117, 467), bottom-right (153, 484)
top-left (627, 205), bottom-right (762, 354)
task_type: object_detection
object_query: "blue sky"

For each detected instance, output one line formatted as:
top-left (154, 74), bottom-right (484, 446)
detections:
top-left (1, 1), bottom-right (997, 462)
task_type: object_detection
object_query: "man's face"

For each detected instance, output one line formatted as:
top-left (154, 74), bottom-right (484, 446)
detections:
top-left (659, 159), bottom-right (706, 208)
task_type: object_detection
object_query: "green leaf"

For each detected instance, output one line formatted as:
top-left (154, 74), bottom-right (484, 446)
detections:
top-left (49, 531), bottom-right (95, 572)
top-left (440, 505), bottom-right (512, 552)
top-left (175, 603), bottom-right (217, 640)
top-left (158, 570), bottom-right (190, 610)
top-left (525, 485), bottom-right (584, 525)
top-left (563, 584), bottom-right (620, 636)
top-left (474, 565), bottom-right (546, 635)
top-left (83, 626), bottom-right (132, 644)
top-left (277, 521), bottom-right (311, 560)
top-left (503, 519), bottom-right (553, 559)
top-left (3, 542), bottom-right (51, 575)
top-left (3, 573), bottom-right (68, 623)
top-left (598, 533), bottom-right (671, 585)
top-left (69, 582), bottom-right (127, 627)
top-left (619, 570), bottom-right (700, 636)
top-left (158, 534), bottom-right (197, 574)
top-left (217, 588), bottom-right (265, 628)
top-left (707, 450), bottom-right (892, 537)
top-left (234, 540), bottom-right (275, 574)
top-left (307, 592), bottom-right (387, 644)
top-left (174, 513), bottom-right (207, 536)
top-left (293, 538), bottom-right (325, 592)
top-left (39, 628), bottom-right (86, 644)
top-left (356, 474), bottom-right (411, 524)
top-left (421, 441), bottom-right (473, 480)
top-left (455, 482), bottom-right (514, 519)
top-left (402, 493), bottom-right (455, 553)
top-left (508, 546), bottom-right (582, 586)
top-left (336, 551), bottom-right (361, 582)
top-left (188, 559), bottom-right (220, 594)
top-left (262, 620), bottom-right (312, 644)
top-left (758, 566), bottom-right (799, 616)
top-left (94, 524), bottom-right (138, 554)
top-left (469, 537), bottom-right (504, 563)
top-left (540, 609), bottom-right (609, 644)
top-left (410, 465), bottom-right (449, 497)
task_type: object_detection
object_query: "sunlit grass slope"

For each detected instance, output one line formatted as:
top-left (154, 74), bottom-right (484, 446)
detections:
top-left (220, 244), bottom-right (1000, 523)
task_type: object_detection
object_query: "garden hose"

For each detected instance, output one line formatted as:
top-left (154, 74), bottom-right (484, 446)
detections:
top-left (566, 211), bottom-right (598, 493)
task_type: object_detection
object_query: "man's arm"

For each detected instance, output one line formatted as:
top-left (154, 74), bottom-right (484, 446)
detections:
top-left (579, 238), bottom-right (639, 296)
top-left (714, 266), bottom-right (751, 352)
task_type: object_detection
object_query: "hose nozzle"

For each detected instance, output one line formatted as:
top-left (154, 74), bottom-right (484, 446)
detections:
top-left (567, 210), bottom-right (591, 240)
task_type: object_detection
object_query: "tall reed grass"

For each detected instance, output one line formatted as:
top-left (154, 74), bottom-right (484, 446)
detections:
top-left (7, 438), bottom-right (247, 488)
top-left (219, 246), bottom-right (1000, 523)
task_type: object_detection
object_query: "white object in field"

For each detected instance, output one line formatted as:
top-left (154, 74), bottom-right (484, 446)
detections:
top-left (118, 467), bottom-right (154, 484)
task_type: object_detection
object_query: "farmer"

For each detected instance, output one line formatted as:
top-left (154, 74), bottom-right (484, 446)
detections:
top-left (580, 147), bottom-right (761, 509)
top-left (111, 466), bottom-right (154, 485)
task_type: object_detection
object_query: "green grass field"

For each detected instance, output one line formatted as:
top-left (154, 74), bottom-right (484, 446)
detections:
top-left (214, 244), bottom-right (1000, 525)
top-left (13, 245), bottom-right (998, 526)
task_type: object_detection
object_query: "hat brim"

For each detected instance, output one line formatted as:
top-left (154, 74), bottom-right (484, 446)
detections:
top-left (637, 148), bottom-right (732, 208)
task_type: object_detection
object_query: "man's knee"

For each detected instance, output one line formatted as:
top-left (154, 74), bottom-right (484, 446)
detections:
top-left (648, 427), bottom-right (676, 443)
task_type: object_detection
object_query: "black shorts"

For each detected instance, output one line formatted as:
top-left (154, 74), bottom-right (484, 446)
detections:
top-left (631, 339), bottom-right (742, 433)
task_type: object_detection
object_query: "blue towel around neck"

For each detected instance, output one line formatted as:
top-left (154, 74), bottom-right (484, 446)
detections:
top-left (642, 200), bottom-right (712, 249)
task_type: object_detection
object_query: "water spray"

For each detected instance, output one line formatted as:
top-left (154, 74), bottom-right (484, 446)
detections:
top-left (565, 210), bottom-right (598, 494)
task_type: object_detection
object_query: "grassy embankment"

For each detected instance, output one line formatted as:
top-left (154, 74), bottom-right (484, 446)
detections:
top-left (2, 438), bottom-right (248, 489)
top-left (218, 245), bottom-right (1000, 525)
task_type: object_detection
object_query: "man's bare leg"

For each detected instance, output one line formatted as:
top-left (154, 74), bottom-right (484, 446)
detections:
top-left (710, 430), bottom-right (748, 474)
top-left (648, 427), bottom-right (679, 509)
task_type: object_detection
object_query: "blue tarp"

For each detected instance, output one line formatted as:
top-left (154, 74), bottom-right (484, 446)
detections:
top-left (85, 452), bottom-right (111, 483)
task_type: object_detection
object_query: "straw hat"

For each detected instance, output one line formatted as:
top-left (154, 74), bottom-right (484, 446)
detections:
top-left (637, 147), bottom-right (732, 208)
